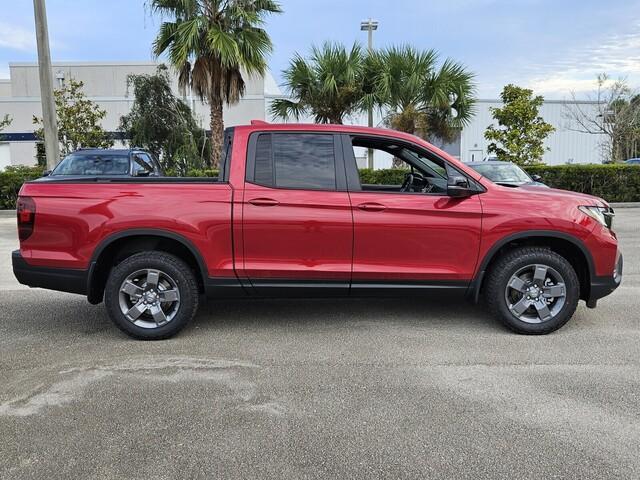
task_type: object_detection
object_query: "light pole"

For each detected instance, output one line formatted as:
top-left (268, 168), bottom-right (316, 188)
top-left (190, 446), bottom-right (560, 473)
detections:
top-left (33, 0), bottom-right (60, 170)
top-left (361, 18), bottom-right (378, 169)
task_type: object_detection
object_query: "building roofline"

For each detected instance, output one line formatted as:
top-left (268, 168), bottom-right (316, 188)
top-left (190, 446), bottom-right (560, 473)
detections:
top-left (9, 61), bottom-right (160, 67)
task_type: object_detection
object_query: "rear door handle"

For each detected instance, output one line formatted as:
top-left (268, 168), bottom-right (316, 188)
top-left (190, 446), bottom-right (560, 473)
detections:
top-left (248, 197), bottom-right (279, 207)
top-left (357, 202), bottom-right (386, 212)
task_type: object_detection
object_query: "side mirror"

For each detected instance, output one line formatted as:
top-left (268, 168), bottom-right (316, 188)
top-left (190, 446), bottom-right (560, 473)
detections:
top-left (531, 174), bottom-right (543, 182)
top-left (134, 170), bottom-right (152, 177)
top-left (447, 175), bottom-right (476, 198)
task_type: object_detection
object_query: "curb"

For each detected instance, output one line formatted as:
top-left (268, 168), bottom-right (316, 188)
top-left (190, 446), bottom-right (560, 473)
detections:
top-left (0, 210), bottom-right (16, 218)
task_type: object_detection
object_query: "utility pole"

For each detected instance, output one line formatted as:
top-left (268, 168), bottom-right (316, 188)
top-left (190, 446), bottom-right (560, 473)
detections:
top-left (33, 0), bottom-right (60, 170)
top-left (361, 18), bottom-right (378, 169)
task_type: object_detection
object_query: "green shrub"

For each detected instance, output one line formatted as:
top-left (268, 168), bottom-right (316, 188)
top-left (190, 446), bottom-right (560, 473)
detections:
top-left (164, 168), bottom-right (219, 177)
top-left (524, 164), bottom-right (640, 203)
top-left (185, 168), bottom-right (219, 177)
top-left (358, 168), bottom-right (407, 185)
top-left (0, 166), bottom-right (45, 209)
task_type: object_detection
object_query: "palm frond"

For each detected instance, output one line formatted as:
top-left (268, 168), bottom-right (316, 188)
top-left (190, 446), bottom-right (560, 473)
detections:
top-left (150, 0), bottom-right (198, 18)
top-left (170, 17), bottom-right (203, 65)
top-left (235, 27), bottom-right (271, 72)
top-left (206, 26), bottom-right (241, 67)
top-left (425, 58), bottom-right (477, 128)
top-left (177, 61), bottom-right (192, 95)
top-left (269, 98), bottom-right (304, 121)
top-left (153, 21), bottom-right (179, 57)
top-left (191, 56), bottom-right (211, 101)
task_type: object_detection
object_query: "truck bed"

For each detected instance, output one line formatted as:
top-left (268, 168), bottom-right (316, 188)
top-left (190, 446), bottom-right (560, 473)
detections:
top-left (18, 179), bottom-right (235, 279)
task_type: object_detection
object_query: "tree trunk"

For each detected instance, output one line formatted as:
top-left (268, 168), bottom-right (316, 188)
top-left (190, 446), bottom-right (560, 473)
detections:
top-left (209, 96), bottom-right (224, 169)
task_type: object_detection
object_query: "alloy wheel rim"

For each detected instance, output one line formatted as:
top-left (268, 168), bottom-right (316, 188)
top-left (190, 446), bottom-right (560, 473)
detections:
top-left (118, 269), bottom-right (180, 329)
top-left (504, 264), bottom-right (566, 324)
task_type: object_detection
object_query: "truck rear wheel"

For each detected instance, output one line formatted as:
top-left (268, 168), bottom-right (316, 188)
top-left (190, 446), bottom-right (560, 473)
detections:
top-left (485, 247), bottom-right (580, 334)
top-left (104, 251), bottom-right (199, 340)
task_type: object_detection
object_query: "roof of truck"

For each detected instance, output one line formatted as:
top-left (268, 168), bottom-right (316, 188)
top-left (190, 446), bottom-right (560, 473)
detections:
top-left (70, 148), bottom-right (148, 155)
top-left (241, 121), bottom-right (433, 144)
top-left (247, 120), bottom-right (400, 133)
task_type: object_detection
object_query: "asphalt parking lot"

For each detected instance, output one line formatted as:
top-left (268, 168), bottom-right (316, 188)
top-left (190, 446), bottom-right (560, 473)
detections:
top-left (1, 210), bottom-right (639, 479)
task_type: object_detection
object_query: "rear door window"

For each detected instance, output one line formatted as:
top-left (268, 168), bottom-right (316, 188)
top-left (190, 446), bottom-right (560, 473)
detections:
top-left (251, 133), bottom-right (337, 190)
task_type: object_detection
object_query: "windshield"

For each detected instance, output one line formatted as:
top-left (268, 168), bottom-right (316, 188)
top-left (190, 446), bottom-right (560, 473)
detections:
top-left (470, 163), bottom-right (532, 184)
top-left (52, 154), bottom-right (130, 176)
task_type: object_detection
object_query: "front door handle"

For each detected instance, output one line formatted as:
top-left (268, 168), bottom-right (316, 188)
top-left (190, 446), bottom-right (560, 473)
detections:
top-left (357, 202), bottom-right (386, 212)
top-left (248, 197), bottom-right (279, 207)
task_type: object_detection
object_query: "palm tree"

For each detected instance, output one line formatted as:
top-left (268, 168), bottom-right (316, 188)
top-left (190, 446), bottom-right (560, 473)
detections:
top-left (150, 0), bottom-right (281, 168)
top-left (270, 42), bottom-right (365, 124)
top-left (367, 45), bottom-right (476, 143)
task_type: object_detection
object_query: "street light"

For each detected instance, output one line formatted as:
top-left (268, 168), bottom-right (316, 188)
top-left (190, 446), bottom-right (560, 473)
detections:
top-left (360, 18), bottom-right (378, 169)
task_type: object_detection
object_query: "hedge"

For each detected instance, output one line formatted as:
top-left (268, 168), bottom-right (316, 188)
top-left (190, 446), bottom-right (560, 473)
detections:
top-left (2, 164), bottom-right (639, 210)
top-left (523, 164), bottom-right (640, 203)
top-left (164, 168), bottom-right (219, 177)
top-left (358, 168), bottom-right (407, 186)
top-left (0, 166), bottom-right (45, 210)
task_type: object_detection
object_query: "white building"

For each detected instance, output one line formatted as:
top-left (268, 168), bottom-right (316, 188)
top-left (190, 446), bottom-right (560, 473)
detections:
top-left (0, 61), bottom-right (606, 169)
top-left (459, 99), bottom-right (604, 164)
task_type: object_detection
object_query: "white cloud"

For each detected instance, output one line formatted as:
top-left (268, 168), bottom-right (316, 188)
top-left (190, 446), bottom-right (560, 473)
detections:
top-left (528, 77), bottom-right (605, 96)
top-left (522, 26), bottom-right (640, 97)
top-left (0, 22), bottom-right (36, 52)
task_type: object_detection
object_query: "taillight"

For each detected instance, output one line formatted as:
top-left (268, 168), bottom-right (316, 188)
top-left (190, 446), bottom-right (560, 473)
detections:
top-left (16, 196), bottom-right (36, 241)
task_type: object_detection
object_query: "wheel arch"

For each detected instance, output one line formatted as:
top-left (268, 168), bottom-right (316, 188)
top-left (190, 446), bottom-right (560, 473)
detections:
top-left (87, 229), bottom-right (208, 304)
top-left (468, 230), bottom-right (595, 303)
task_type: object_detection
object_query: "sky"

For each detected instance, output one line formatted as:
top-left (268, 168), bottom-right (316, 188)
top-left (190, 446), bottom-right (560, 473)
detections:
top-left (1, 0), bottom-right (640, 99)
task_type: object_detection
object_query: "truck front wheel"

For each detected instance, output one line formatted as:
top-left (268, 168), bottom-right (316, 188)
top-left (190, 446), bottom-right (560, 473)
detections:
top-left (485, 247), bottom-right (580, 334)
top-left (104, 251), bottom-right (199, 340)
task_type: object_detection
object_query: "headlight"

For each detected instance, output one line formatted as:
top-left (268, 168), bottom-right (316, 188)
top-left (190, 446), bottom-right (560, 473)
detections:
top-left (579, 205), bottom-right (614, 229)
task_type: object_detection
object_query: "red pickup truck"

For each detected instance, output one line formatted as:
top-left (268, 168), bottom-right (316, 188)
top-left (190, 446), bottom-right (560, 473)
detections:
top-left (13, 122), bottom-right (622, 339)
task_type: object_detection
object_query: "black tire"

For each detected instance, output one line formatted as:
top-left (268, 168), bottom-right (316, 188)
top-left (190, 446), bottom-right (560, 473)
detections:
top-left (104, 251), bottom-right (199, 340)
top-left (485, 247), bottom-right (580, 334)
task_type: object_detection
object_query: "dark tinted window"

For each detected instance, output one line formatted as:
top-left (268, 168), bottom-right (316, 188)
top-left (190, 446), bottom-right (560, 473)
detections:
top-left (52, 154), bottom-right (129, 175)
top-left (220, 128), bottom-right (234, 181)
top-left (254, 134), bottom-right (273, 185)
top-left (274, 134), bottom-right (336, 189)
top-left (252, 133), bottom-right (337, 190)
